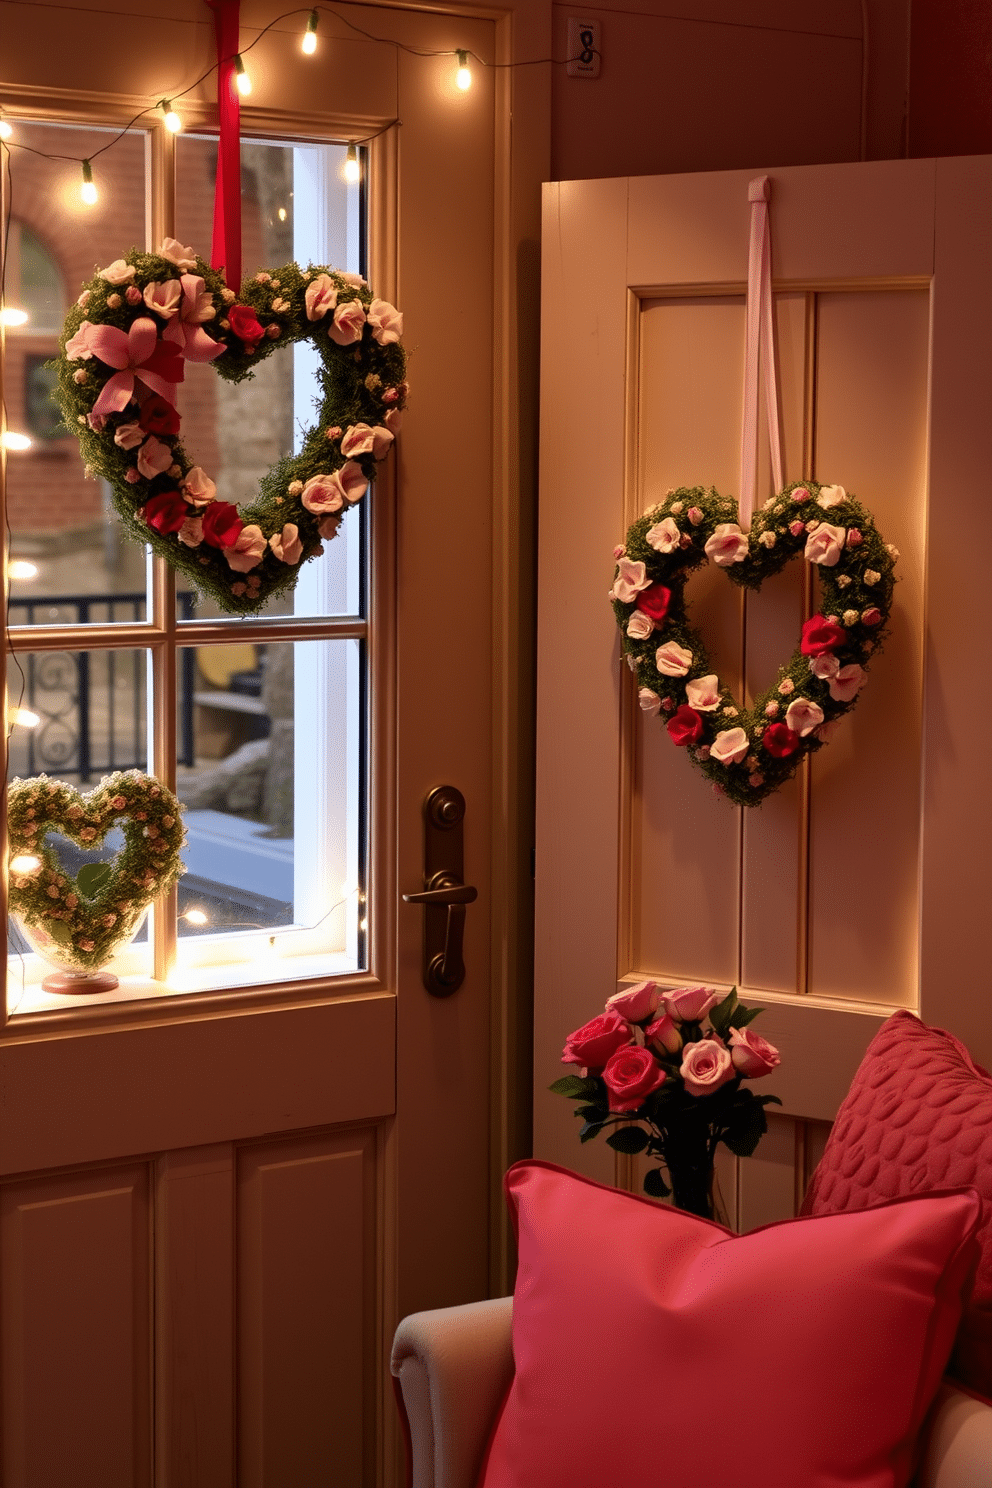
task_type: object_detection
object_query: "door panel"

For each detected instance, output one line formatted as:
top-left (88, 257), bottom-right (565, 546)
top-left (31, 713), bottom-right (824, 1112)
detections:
top-left (537, 157), bottom-right (989, 1230)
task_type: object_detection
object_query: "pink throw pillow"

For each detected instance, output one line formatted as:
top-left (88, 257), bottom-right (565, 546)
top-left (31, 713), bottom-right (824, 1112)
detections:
top-left (479, 1161), bottom-right (980, 1488)
top-left (802, 1009), bottom-right (992, 1396)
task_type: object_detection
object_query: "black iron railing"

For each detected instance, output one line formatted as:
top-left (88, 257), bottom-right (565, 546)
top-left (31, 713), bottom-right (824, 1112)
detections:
top-left (8, 591), bottom-right (196, 780)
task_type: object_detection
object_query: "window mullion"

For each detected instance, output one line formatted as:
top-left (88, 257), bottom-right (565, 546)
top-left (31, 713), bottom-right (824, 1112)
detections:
top-left (149, 551), bottom-right (177, 980)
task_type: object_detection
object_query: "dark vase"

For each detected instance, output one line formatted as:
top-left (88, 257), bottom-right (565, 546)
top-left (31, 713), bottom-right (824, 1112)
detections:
top-left (665, 1124), bottom-right (716, 1220)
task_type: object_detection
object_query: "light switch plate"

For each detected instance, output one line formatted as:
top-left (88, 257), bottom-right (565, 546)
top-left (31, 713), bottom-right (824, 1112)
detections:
top-left (566, 18), bottom-right (601, 78)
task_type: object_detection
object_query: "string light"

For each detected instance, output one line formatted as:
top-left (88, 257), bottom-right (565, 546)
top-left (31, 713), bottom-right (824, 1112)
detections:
top-left (159, 99), bottom-right (182, 133)
top-left (0, 118), bottom-right (11, 141)
top-left (80, 159), bottom-right (97, 205)
top-left (234, 54), bottom-right (252, 96)
top-left (455, 50), bottom-right (472, 90)
top-left (343, 144), bottom-right (360, 182)
top-left (0, 307), bottom-right (28, 327)
top-left (184, 908), bottom-right (208, 925)
top-left (7, 560), bottom-right (38, 580)
top-left (2, 431), bottom-right (32, 451)
top-left (302, 9), bottom-right (318, 54)
top-left (10, 707), bottom-right (40, 728)
top-left (9, 855), bottom-right (42, 875)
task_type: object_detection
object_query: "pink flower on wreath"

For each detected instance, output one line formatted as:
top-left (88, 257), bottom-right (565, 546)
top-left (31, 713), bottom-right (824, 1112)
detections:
top-left (804, 522), bottom-right (846, 567)
top-left (601, 1045), bottom-right (667, 1112)
top-left (680, 1038), bottom-right (735, 1096)
top-left (784, 697), bottom-right (824, 737)
top-left (125, 285), bottom-right (142, 306)
top-left (301, 462), bottom-right (368, 514)
top-left (224, 524), bottom-right (266, 573)
top-left (828, 663), bottom-right (866, 702)
top-left (162, 275), bottom-right (225, 363)
top-left (305, 273), bottom-right (338, 321)
top-left (157, 238), bottom-right (197, 270)
top-left (340, 423), bottom-right (395, 460)
top-left (269, 523), bottom-right (303, 565)
top-left (182, 467), bottom-right (217, 507)
top-left (606, 980), bottom-right (661, 1023)
top-left (627, 611), bottom-right (654, 641)
top-left (705, 523), bottom-right (749, 566)
top-left (142, 279), bottom-right (182, 319)
top-left (367, 297), bottom-right (403, 345)
top-left (710, 727), bottom-right (749, 765)
top-left (638, 688), bottom-right (662, 717)
top-left (136, 436), bottom-right (173, 480)
top-left (561, 1009), bottom-right (632, 1069)
top-left (685, 674), bottom-right (721, 712)
top-left (328, 299), bottom-right (367, 345)
top-left (201, 501), bottom-right (243, 549)
top-left (611, 557), bottom-right (650, 603)
top-left (178, 516), bottom-right (204, 548)
top-left (100, 258), bottom-right (136, 285)
top-left (646, 517), bottom-right (681, 553)
top-left (67, 318), bottom-right (184, 416)
top-left (729, 1026), bottom-right (780, 1079)
top-left (655, 640), bottom-right (693, 676)
top-left (113, 421), bottom-right (144, 451)
top-left (318, 513), bottom-right (342, 540)
top-left (862, 607), bottom-right (883, 626)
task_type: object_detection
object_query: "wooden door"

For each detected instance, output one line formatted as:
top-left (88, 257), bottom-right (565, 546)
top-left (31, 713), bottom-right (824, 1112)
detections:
top-left (0, 3), bottom-right (545, 1484)
top-left (534, 158), bottom-right (992, 1229)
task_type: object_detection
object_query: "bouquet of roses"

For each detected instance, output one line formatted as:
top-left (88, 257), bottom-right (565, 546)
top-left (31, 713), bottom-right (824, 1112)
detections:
top-left (550, 982), bottom-right (782, 1216)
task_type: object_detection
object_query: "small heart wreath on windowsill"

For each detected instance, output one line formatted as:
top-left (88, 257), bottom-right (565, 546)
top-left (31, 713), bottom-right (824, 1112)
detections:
top-left (611, 481), bottom-right (899, 807)
top-left (56, 239), bottom-right (407, 616)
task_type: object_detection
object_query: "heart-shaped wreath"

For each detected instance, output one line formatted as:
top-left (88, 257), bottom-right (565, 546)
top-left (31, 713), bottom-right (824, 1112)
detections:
top-left (8, 771), bottom-right (186, 972)
top-left (611, 481), bottom-right (898, 806)
top-left (55, 239), bottom-right (407, 616)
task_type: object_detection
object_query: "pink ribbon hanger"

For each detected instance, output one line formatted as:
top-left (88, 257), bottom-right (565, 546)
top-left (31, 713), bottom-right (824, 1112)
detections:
top-left (739, 176), bottom-right (783, 531)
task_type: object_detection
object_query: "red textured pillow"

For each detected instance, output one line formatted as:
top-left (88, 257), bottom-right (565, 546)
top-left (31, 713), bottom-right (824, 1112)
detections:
top-left (479, 1161), bottom-right (980, 1488)
top-left (802, 1009), bottom-right (992, 1396)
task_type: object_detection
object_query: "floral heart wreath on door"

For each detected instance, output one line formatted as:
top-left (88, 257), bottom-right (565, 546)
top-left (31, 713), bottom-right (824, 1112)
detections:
top-left (56, 239), bottom-right (407, 615)
top-left (611, 482), bottom-right (899, 807)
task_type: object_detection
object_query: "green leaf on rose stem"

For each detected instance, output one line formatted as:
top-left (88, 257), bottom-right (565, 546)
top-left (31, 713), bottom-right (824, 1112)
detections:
top-left (579, 1121), bottom-right (605, 1143)
top-left (549, 1075), bottom-right (597, 1099)
top-left (708, 988), bottom-right (738, 1038)
top-left (756, 1095), bottom-right (782, 1108)
top-left (574, 1103), bottom-right (607, 1122)
top-left (721, 1103), bottom-right (768, 1157)
top-left (45, 919), bottom-right (72, 944)
top-left (76, 862), bottom-right (113, 899)
top-left (606, 1125), bottom-right (650, 1155)
top-left (643, 1167), bottom-right (671, 1199)
top-left (728, 1003), bottom-right (763, 1029)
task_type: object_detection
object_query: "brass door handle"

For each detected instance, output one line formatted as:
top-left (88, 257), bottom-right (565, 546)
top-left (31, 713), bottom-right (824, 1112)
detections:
top-left (403, 787), bottom-right (476, 996)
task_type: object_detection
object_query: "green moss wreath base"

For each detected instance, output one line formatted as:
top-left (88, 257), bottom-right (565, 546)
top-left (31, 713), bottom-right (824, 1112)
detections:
top-left (8, 771), bottom-right (186, 973)
top-left (611, 481), bottom-right (898, 807)
top-left (56, 241), bottom-right (406, 616)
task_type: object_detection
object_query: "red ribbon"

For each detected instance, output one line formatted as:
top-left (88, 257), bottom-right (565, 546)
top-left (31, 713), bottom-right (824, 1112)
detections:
top-left (206, 0), bottom-right (242, 294)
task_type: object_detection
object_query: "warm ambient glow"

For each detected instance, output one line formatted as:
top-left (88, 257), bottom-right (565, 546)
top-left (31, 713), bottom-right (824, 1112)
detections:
top-left (277, 206), bottom-right (287, 221)
top-left (455, 50), bottom-right (472, 90)
top-left (302, 10), bottom-right (318, 53)
top-left (2, 431), bottom-right (32, 451)
top-left (0, 119), bottom-right (11, 140)
top-left (160, 100), bottom-right (182, 133)
top-left (8, 560), bottom-right (39, 580)
top-left (0, 307), bottom-right (29, 327)
top-left (10, 855), bottom-right (42, 876)
top-left (184, 908), bottom-right (209, 925)
top-left (10, 707), bottom-right (40, 728)
top-left (80, 159), bottom-right (97, 205)
top-left (235, 55), bottom-right (252, 95)
top-left (343, 144), bottom-right (360, 183)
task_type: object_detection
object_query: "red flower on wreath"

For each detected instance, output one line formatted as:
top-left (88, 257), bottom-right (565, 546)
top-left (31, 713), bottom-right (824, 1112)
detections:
top-left (763, 722), bottom-right (801, 758)
top-left (635, 583), bottom-right (672, 625)
top-left (139, 394), bottom-right (182, 437)
top-left (800, 615), bottom-right (846, 656)
top-left (142, 491), bottom-right (190, 535)
top-left (201, 501), bottom-right (244, 549)
top-left (227, 305), bottom-right (265, 349)
top-left (667, 705), bottom-right (703, 747)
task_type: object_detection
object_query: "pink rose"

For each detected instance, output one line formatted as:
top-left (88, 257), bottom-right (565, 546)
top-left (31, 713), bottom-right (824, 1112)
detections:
top-left (177, 516), bottom-right (204, 547)
top-left (704, 523), bottom-right (748, 566)
top-left (710, 726), bottom-right (748, 764)
top-left (99, 258), bottom-right (136, 284)
top-left (340, 422), bottom-right (394, 460)
top-left (685, 674), bottom-right (720, 711)
top-left (269, 523), bottom-right (303, 565)
top-left (646, 517), bottom-right (680, 553)
top-left (182, 466), bottom-right (217, 507)
top-left (784, 697), bottom-right (824, 737)
top-left (687, 506), bottom-right (704, 525)
top-left (328, 299), bottom-right (367, 345)
top-left (64, 320), bottom-right (97, 360)
top-left (667, 705), bottom-right (703, 747)
top-left (113, 421), bottom-right (145, 450)
top-left (800, 616), bottom-right (846, 656)
top-left (655, 641), bottom-right (693, 676)
top-left (638, 688), bottom-right (661, 717)
top-left (611, 557), bottom-right (650, 603)
top-left (804, 522), bottom-right (846, 567)
top-left (680, 1038), bottom-right (735, 1097)
top-left (663, 986), bottom-right (722, 1022)
top-left (86, 412), bottom-right (107, 431)
top-left (791, 487), bottom-right (809, 503)
top-left (367, 297), bottom-right (403, 344)
top-left (305, 273), bottom-right (338, 321)
top-left (136, 436), bottom-right (173, 479)
top-left (646, 1013), bottom-right (682, 1055)
top-left (846, 528), bottom-right (863, 547)
top-left (301, 462), bottom-right (368, 514)
top-left (142, 279), bottom-right (182, 318)
top-left (224, 524), bottom-right (266, 573)
top-left (318, 513), bottom-right (342, 540)
top-left (862, 607), bottom-right (883, 626)
top-left (125, 285), bottom-right (142, 305)
top-left (561, 1009), bottom-right (632, 1069)
top-left (601, 1045), bottom-right (667, 1112)
top-left (816, 484), bottom-right (846, 508)
top-left (383, 407), bottom-right (403, 435)
top-left (789, 520), bottom-right (805, 537)
top-left (828, 663), bottom-right (866, 702)
top-left (729, 1026), bottom-right (780, 1079)
top-left (626, 611), bottom-right (654, 640)
top-left (157, 238), bottom-right (197, 269)
top-left (808, 653), bottom-right (840, 680)
top-left (606, 980), bottom-right (660, 1022)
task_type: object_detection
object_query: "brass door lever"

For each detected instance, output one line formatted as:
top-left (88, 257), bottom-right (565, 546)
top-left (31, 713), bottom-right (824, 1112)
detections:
top-left (403, 788), bottom-right (476, 995)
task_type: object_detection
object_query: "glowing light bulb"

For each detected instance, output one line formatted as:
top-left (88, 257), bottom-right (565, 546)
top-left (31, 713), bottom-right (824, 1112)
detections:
top-left (160, 100), bottom-right (182, 133)
top-left (235, 55), bottom-right (252, 95)
top-left (11, 707), bottom-right (40, 728)
top-left (343, 144), bottom-right (360, 183)
top-left (80, 159), bottom-right (97, 205)
top-left (8, 560), bottom-right (39, 580)
top-left (2, 431), bottom-right (32, 451)
top-left (302, 10), bottom-right (318, 53)
top-left (0, 307), bottom-right (28, 327)
top-left (0, 119), bottom-right (11, 140)
top-left (184, 908), bottom-right (208, 925)
top-left (455, 50), bottom-right (472, 90)
top-left (277, 206), bottom-right (287, 221)
top-left (10, 854), bottom-right (42, 875)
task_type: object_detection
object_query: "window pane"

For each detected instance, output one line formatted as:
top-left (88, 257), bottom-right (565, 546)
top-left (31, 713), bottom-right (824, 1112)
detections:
top-left (174, 135), bottom-right (364, 620)
top-left (173, 638), bottom-right (364, 982)
top-left (4, 122), bottom-right (151, 617)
